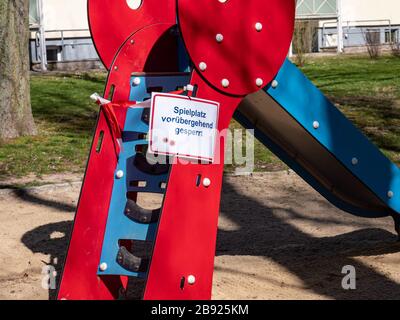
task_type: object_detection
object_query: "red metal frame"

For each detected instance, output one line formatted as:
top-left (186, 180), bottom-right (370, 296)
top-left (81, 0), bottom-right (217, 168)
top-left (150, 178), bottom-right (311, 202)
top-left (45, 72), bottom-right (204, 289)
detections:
top-left (104, 23), bottom-right (177, 101)
top-left (88, 0), bottom-right (176, 70)
top-left (142, 1), bottom-right (295, 298)
top-left (144, 71), bottom-right (241, 299)
top-left (177, 0), bottom-right (295, 96)
top-left (58, 17), bottom-right (177, 303)
top-left (57, 106), bottom-right (128, 300)
top-left (59, 0), bottom-right (295, 300)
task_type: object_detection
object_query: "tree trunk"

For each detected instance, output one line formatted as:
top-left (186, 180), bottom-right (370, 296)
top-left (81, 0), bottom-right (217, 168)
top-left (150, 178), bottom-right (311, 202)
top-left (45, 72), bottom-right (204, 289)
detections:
top-left (0, 0), bottom-right (36, 139)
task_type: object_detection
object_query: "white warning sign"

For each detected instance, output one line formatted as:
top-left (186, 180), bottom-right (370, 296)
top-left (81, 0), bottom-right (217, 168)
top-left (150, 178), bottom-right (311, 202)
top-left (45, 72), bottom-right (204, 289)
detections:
top-left (149, 92), bottom-right (220, 162)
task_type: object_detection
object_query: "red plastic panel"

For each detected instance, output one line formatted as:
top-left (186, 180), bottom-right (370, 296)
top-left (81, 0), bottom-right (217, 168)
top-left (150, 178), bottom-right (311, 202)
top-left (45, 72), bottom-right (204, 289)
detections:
top-left (144, 71), bottom-right (241, 300)
top-left (57, 106), bottom-right (128, 300)
top-left (178, 0), bottom-right (295, 96)
top-left (58, 21), bottom-right (178, 299)
top-left (88, 0), bottom-right (176, 69)
top-left (104, 23), bottom-right (176, 102)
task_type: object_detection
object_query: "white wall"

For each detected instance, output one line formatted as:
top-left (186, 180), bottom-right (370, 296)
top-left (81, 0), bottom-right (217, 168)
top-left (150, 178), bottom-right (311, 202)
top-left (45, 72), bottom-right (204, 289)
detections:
top-left (42, 0), bottom-right (90, 37)
top-left (39, 0), bottom-right (400, 36)
top-left (342, 0), bottom-right (400, 25)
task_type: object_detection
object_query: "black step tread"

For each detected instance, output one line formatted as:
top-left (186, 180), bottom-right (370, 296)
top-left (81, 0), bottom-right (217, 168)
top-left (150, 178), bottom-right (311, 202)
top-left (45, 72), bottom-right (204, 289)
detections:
top-left (117, 246), bottom-right (149, 273)
top-left (124, 199), bottom-right (160, 224)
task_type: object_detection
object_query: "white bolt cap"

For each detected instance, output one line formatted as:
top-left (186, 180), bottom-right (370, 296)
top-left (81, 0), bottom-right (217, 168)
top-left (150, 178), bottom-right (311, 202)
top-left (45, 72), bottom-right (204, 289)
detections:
top-left (216, 34), bottom-right (224, 43)
top-left (256, 78), bottom-right (264, 87)
top-left (133, 77), bottom-right (141, 86)
top-left (255, 22), bottom-right (263, 32)
top-left (271, 80), bottom-right (278, 88)
top-left (221, 79), bottom-right (230, 88)
top-left (126, 0), bottom-right (143, 10)
top-left (352, 157), bottom-right (359, 165)
top-left (114, 66), bottom-right (118, 71)
top-left (388, 191), bottom-right (394, 198)
top-left (199, 62), bottom-right (207, 71)
top-left (116, 170), bottom-right (124, 179)
top-left (187, 275), bottom-right (196, 285)
top-left (99, 262), bottom-right (108, 271)
top-left (203, 178), bottom-right (211, 187)
top-left (313, 121), bottom-right (320, 129)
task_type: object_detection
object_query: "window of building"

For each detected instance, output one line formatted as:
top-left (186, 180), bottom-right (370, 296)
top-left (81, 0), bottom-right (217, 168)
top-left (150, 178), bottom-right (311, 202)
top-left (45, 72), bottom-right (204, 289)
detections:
top-left (46, 46), bottom-right (62, 62)
top-left (385, 29), bottom-right (399, 43)
top-left (29, 0), bottom-right (39, 26)
top-left (296, 0), bottom-right (337, 19)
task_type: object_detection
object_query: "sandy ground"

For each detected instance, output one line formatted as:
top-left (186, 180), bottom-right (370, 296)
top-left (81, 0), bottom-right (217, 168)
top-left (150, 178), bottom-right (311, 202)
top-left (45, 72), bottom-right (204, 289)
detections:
top-left (0, 171), bottom-right (399, 300)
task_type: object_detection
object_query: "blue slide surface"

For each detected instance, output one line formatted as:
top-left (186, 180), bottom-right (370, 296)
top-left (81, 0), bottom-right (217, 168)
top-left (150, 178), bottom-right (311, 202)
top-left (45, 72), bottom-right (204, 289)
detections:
top-left (234, 59), bottom-right (400, 223)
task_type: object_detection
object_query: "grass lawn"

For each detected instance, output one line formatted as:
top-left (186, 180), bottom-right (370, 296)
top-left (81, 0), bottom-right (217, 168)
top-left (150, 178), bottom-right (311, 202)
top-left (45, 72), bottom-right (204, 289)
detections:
top-left (0, 55), bottom-right (399, 180)
top-left (0, 72), bottom-right (106, 179)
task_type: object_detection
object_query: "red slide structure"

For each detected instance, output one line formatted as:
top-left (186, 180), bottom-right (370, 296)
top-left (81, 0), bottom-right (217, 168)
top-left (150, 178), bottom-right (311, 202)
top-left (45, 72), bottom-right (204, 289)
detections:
top-left (58, 0), bottom-right (400, 300)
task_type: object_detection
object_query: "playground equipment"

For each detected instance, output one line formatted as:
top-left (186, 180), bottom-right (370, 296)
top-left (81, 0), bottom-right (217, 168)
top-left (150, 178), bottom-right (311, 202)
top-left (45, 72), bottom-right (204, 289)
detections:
top-left (57, 0), bottom-right (400, 300)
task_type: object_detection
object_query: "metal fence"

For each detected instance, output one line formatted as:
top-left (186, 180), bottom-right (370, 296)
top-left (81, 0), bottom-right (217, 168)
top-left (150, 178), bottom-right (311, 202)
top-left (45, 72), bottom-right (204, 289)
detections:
top-left (320, 20), bottom-right (399, 51)
top-left (31, 29), bottom-right (98, 64)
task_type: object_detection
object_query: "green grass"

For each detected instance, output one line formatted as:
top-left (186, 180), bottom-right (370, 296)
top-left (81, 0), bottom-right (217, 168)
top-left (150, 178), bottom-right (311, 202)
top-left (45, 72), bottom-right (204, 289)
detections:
top-left (0, 72), bottom-right (106, 178)
top-left (303, 55), bottom-right (400, 163)
top-left (0, 55), bottom-right (400, 179)
top-left (246, 55), bottom-right (400, 171)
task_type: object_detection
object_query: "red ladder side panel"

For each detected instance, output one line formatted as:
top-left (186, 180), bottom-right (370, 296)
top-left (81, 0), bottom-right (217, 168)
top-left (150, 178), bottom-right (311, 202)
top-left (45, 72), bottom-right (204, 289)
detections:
top-left (144, 73), bottom-right (241, 300)
top-left (144, 161), bottom-right (224, 299)
top-left (57, 107), bottom-right (128, 300)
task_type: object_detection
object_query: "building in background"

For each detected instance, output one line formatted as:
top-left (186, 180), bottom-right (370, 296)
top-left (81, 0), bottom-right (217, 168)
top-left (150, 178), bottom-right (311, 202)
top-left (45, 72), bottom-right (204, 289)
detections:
top-left (296, 0), bottom-right (400, 53)
top-left (29, 0), bottom-right (99, 70)
top-left (29, 0), bottom-right (400, 70)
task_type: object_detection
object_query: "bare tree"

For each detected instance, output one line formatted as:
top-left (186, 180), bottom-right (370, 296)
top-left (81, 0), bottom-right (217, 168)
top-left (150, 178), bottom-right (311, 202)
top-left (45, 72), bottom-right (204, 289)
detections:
top-left (391, 40), bottom-right (400, 58)
top-left (0, 0), bottom-right (36, 139)
top-left (292, 20), bottom-right (318, 67)
top-left (364, 29), bottom-right (381, 59)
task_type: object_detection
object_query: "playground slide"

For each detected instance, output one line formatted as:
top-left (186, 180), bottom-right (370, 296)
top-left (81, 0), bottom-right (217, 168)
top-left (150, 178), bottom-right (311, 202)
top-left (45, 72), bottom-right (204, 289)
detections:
top-left (235, 59), bottom-right (400, 223)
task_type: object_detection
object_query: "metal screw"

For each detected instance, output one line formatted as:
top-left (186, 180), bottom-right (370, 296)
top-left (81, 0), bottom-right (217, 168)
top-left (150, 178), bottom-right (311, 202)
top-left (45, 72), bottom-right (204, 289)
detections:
top-left (116, 170), bottom-right (124, 179)
top-left (352, 157), bottom-right (359, 165)
top-left (216, 33), bottom-right (224, 43)
top-left (99, 262), bottom-right (108, 271)
top-left (203, 178), bottom-right (211, 187)
top-left (187, 275), bottom-right (196, 285)
top-left (256, 78), bottom-right (264, 87)
top-left (114, 66), bottom-right (118, 71)
top-left (271, 80), bottom-right (278, 88)
top-left (255, 22), bottom-right (263, 32)
top-left (130, 39), bottom-right (135, 44)
top-left (199, 62), bottom-right (207, 71)
top-left (313, 121), bottom-right (320, 129)
top-left (221, 79), bottom-right (230, 88)
top-left (126, 0), bottom-right (143, 10)
top-left (133, 77), bottom-right (141, 86)
top-left (388, 191), bottom-right (394, 198)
